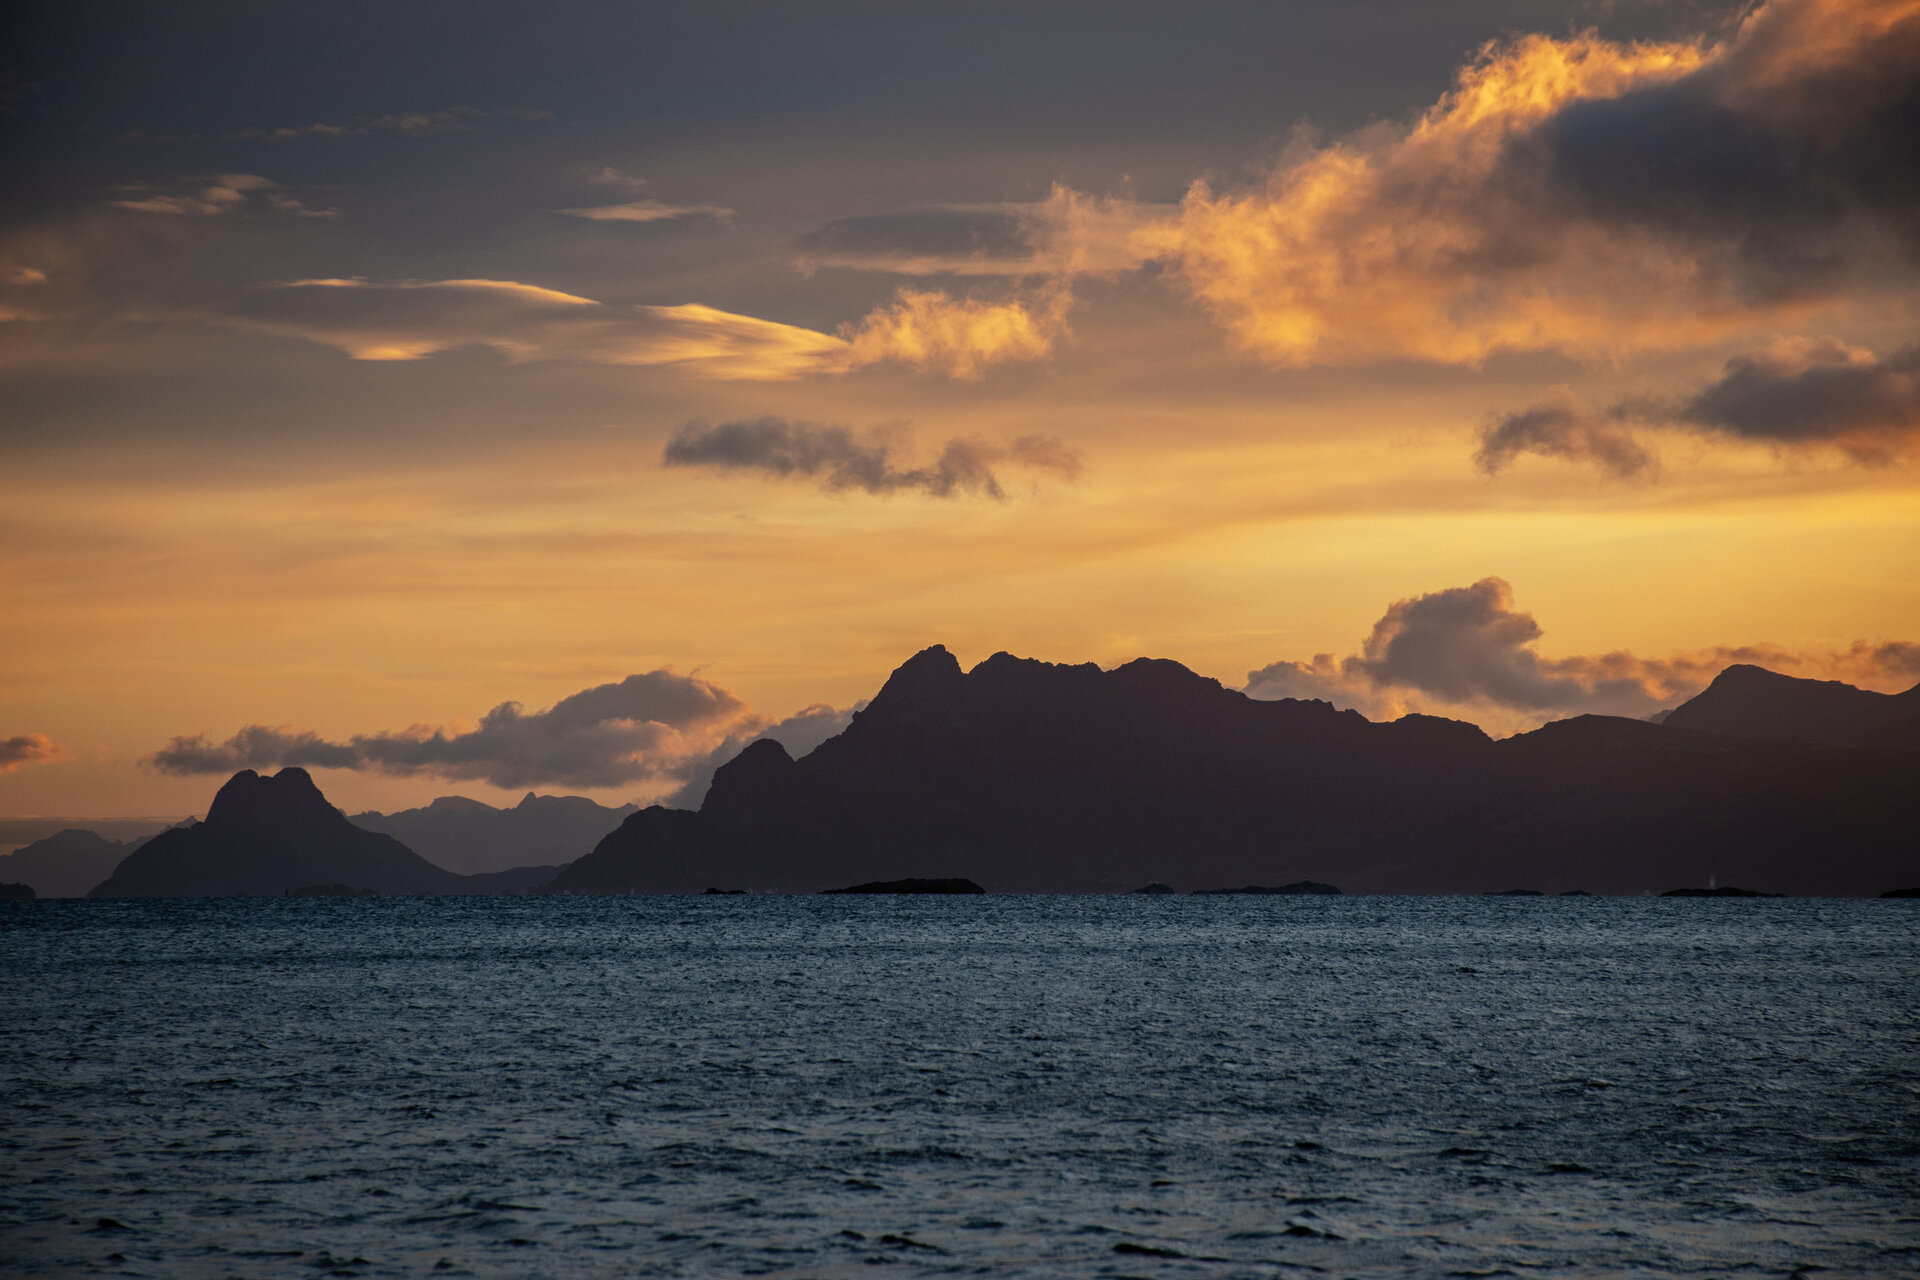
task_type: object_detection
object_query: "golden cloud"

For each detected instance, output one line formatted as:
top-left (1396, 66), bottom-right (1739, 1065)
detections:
top-left (1138, 0), bottom-right (1920, 366)
top-left (837, 285), bottom-right (1072, 379)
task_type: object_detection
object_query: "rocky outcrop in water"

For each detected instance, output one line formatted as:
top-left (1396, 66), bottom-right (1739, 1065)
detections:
top-left (89, 769), bottom-right (559, 898)
top-left (822, 878), bottom-right (984, 894)
top-left (0, 881), bottom-right (35, 900)
top-left (533, 647), bottom-right (1919, 897)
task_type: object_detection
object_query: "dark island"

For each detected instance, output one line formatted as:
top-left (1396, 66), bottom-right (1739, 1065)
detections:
top-left (822, 878), bottom-right (985, 894)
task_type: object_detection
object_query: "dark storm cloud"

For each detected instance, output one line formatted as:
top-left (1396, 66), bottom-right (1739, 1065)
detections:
top-left (1481, 338), bottom-right (1920, 473)
top-left (147, 671), bottom-right (754, 790)
top-left (663, 417), bottom-right (1081, 499)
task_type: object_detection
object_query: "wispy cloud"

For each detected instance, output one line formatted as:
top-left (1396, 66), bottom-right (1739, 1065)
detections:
top-left (228, 106), bottom-right (550, 142)
top-left (1138, 0), bottom-right (1920, 367)
top-left (110, 174), bottom-right (337, 218)
top-left (1247, 577), bottom-right (1920, 730)
top-left (222, 277), bottom-right (1065, 380)
top-left (558, 199), bottom-right (734, 223)
top-left (796, 186), bottom-right (1167, 277)
top-left (664, 417), bottom-right (1081, 499)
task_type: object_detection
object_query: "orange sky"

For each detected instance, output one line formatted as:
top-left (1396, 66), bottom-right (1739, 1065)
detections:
top-left (3, 0), bottom-right (1917, 820)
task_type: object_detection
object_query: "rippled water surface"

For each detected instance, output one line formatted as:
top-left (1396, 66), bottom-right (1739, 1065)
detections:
top-left (3, 896), bottom-right (1917, 1278)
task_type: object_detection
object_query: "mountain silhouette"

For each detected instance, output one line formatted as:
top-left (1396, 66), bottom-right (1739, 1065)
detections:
top-left (89, 769), bottom-right (557, 898)
top-left (0, 828), bottom-right (150, 898)
top-left (538, 647), bottom-right (1919, 897)
top-left (349, 792), bottom-right (637, 874)
top-left (1661, 663), bottom-right (1920, 746)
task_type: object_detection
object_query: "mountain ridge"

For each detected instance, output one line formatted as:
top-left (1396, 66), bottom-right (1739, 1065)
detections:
top-left (538, 647), bottom-right (1920, 897)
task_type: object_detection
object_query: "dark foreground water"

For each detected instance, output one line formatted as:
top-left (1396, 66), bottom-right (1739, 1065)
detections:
top-left (2, 896), bottom-right (1916, 1279)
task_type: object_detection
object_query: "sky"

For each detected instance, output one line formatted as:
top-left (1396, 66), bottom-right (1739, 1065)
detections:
top-left (2, 0), bottom-right (1917, 821)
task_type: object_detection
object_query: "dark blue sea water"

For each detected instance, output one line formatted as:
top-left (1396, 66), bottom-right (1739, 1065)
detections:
top-left (3, 896), bottom-right (1916, 1278)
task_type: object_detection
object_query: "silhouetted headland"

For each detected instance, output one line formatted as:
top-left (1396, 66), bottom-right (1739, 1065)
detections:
top-left (88, 769), bottom-right (558, 898)
top-left (534, 645), bottom-right (1918, 897)
top-left (1661, 663), bottom-right (1920, 747)
top-left (0, 881), bottom-right (34, 900)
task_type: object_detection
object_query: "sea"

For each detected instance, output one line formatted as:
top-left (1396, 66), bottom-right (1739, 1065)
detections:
top-left (2, 895), bottom-right (1916, 1278)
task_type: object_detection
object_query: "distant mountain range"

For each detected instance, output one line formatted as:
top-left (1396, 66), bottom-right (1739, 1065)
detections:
top-left (0, 829), bottom-right (153, 898)
top-left (349, 792), bottom-right (637, 874)
top-left (540, 650), bottom-right (1920, 897)
top-left (20, 651), bottom-right (1920, 900)
top-left (88, 769), bottom-right (556, 898)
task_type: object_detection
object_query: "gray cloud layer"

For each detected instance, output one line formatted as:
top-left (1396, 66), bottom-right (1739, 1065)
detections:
top-left (663, 416), bottom-right (1082, 499)
top-left (1480, 338), bottom-right (1920, 475)
top-left (1525, 3), bottom-right (1920, 283)
top-left (148, 671), bottom-right (753, 790)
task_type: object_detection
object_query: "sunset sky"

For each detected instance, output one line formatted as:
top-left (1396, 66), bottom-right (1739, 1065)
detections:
top-left (3, 0), bottom-right (1917, 822)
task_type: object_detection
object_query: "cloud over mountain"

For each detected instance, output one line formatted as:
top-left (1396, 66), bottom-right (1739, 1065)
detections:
top-left (145, 672), bottom-right (859, 798)
top-left (664, 416), bottom-right (1081, 499)
top-left (1247, 577), bottom-right (1920, 728)
top-left (1141, 0), bottom-right (1920, 366)
top-left (149, 671), bottom-right (755, 790)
